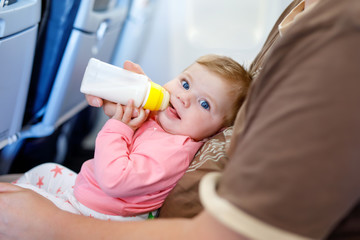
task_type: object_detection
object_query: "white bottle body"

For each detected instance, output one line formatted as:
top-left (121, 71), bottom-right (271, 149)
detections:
top-left (80, 58), bottom-right (153, 109)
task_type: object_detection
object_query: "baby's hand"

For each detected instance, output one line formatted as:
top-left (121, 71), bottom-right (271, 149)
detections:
top-left (112, 99), bottom-right (150, 131)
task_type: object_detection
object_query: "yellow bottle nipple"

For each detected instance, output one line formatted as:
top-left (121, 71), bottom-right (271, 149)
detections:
top-left (143, 82), bottom-right (170, 111)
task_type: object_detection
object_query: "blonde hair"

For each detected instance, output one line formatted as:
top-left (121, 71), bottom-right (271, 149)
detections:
top-left (195, 54), bottom-right (252, 126)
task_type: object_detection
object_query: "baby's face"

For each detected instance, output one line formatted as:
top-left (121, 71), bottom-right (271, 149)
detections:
top-left (157, 63), bottom-right (233, 141)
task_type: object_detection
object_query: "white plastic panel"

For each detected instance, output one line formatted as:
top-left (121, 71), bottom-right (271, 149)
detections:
top-left (0, 0), bottom-right (40, 149)
top-left (111, 0), bottom-right (156, 67)
top-left (74, 0), bottom-right (127, 32)
top-left (167, 0), bottom-right (293, 77)
top-left (0, 0), bottom-right (40, 38)
top-left (0, 25), bottom-right (38, 148)
top-left (133, 0), bottom-right (293, 86)
top-left (26, 0), bottom-right (128, 137)
top-left (184, 0), bottom-right (269, 50)
top-left (42, 26), bottom-right (123, 130)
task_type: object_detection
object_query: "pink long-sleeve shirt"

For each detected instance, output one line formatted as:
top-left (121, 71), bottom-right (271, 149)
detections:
top-left (74, 118), bottom-right (203, 216)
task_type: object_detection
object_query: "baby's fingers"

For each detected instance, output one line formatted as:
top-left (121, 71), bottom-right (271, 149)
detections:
top-left (112, 103), bottom-right (124, 121)
top-left (122, 99), bottom-right (135, 123)
top-left (129, 109), bottom-right (150, 128)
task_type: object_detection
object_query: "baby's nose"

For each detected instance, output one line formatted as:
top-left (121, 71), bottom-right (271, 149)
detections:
top-left (177, 93), bottom-right (191, 108)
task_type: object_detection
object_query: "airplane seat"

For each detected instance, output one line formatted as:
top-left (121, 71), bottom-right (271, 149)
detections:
top-left (0, 0), bottom-right (131, 174)
top-left (24, 0), bottom-right (82, 125)
top-left (3, 0), bottom-right (84, 174)
top-left (0, 0), bottom-right (41, 173)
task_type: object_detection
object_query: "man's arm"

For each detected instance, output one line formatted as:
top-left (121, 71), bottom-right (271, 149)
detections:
top-left (0, 183), bottom-right (247, 240)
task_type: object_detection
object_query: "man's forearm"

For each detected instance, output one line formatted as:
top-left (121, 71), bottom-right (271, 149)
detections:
top-left (52, 210), bottom-right (244, 240)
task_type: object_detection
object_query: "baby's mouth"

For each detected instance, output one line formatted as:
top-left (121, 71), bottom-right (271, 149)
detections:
top-left (168, 102), bottom-right (181, 119)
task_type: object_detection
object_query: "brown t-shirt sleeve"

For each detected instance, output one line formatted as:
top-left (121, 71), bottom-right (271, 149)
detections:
top-left (202, 0), bottom-right (360, 239)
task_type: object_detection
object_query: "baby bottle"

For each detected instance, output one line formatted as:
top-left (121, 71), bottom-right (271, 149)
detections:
top-left (80, 58), bottom-right (170, 111)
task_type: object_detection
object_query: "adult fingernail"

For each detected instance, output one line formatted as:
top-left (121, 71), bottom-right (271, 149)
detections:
top-left (92, 99), bottom-right (101, 107)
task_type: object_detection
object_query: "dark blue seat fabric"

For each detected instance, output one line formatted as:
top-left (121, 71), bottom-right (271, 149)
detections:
top-left (25, 0), bottom-right (82, 124)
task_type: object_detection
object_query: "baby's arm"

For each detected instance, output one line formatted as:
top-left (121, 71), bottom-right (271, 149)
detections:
top-left (112, 99), bottom-right (150, 131)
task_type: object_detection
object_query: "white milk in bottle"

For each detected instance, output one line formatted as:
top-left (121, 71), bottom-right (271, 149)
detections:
top-left (80, 58), bottom-right (169, 111)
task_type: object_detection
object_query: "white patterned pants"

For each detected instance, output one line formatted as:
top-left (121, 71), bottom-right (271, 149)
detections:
top-left (15, 163), bottom-right (152, 221)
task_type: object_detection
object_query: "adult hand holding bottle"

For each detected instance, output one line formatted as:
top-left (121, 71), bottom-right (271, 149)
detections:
top-left (85, 60), bottom-right (146, 117)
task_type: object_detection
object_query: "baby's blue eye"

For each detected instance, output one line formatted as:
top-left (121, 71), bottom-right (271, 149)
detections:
top-left (181, 80), bottom-right (189, 90)
top-left (199, 100), bottom-right (210, 110)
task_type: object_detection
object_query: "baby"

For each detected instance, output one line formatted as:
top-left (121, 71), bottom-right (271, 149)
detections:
top-left (14, 54), bottom-right (252, 220)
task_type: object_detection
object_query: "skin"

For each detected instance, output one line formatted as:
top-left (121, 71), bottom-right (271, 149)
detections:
top-left (111, 62), bottom-right (234, 141)
top-left (112, 100), bottom-right (150, 131)
top-left (158, 63), bottom-right (233, 141)
top-left (0, 182), bottom-right (245, 240)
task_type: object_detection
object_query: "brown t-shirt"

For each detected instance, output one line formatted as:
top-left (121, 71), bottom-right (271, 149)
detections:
top-left (202, 0), bottom-right (360, 239)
